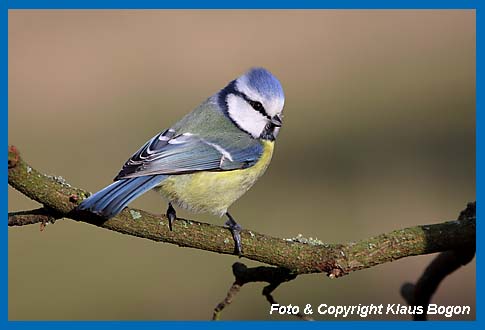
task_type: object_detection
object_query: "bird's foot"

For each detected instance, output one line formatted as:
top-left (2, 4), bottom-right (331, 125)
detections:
top-left (166, 203), bottom-right (176, 231)
top-left (225, 212), bottom-right (243, 257)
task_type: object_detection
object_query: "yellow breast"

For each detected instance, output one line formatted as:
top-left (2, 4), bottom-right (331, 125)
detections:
top-left (156, 140), bottom-right (275, 216)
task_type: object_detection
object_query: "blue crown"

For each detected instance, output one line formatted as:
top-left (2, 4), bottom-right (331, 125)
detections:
top-left (244, 67), bottom-right (285, 101)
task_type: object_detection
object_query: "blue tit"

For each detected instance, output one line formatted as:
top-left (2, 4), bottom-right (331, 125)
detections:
top-left (77, 67), bottom-right (285, 255)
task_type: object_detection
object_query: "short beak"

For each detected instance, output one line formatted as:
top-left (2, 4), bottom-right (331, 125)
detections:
top-left (271, 115), bottom-right (282, 127)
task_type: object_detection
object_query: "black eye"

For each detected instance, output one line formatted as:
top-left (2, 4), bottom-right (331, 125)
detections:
top-left (250, 101), bottom-right (263, 111)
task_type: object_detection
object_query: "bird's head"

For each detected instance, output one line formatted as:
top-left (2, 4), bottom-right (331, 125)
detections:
top-left (219, 67), bottom-right (285, 140)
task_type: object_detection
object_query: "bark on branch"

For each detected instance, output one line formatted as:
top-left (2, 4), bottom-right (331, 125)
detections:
top-left (400, 202), bottom-right (476, 320)
top-left (8, 145), bottom-right (476, 278)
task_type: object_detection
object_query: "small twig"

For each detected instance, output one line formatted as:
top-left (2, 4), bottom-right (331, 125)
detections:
top-left (401, 202), bottom-right (476, 320)
top-left (213, 262), bottom-right (312, 320)
top-left (212, 282), bottom-right (241, 320)
top-left (8, 207), bottom-right (62, 229)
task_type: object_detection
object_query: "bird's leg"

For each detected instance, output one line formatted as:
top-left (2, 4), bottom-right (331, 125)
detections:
top-left (224, 212), bottom-right (243, 256)
top-left (166, 203), bottom-right (176, 231)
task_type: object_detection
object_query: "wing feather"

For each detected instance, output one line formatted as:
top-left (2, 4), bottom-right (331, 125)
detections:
top-left (114, 129), bottom-right (263, 180)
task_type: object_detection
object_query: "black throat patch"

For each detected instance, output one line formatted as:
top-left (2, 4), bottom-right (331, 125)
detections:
top-left (260, 123), bottom-right (277, 141)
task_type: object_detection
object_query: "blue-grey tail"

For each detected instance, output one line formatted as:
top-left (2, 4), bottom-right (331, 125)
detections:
top-left (77, 175), bottom-right (166, 219)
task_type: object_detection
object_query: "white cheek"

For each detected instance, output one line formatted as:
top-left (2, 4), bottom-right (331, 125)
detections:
top-left (227, 94), bottom-right (267, 138)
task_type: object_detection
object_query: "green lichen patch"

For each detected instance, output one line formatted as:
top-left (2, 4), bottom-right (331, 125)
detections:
top-left (129, 209), bottom-right (142, 220)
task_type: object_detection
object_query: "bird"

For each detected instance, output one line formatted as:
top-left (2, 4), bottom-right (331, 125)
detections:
top-left (77, 67), bottom-right (285, 255)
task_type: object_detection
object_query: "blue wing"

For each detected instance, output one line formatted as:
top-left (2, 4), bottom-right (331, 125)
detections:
top-left (114, 129), bottom-right (264, 180)
top-left (78, 129), bottom-right (263, 219)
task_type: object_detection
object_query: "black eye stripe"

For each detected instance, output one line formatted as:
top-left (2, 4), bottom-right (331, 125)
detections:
top-left (218, 80), bottom-right (271, 119)
top-left (217, 80), bottom-right (273, 140)
top-left (238, 93), bottom-right (270, 119)
top-left (248, 100), bottom-right (265, 113)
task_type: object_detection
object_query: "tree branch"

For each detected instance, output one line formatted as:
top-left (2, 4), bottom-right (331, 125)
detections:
top-left (400, 202), bottom-right (476, 320)
top-left (8, 145), bottom-right (476, 278)
top-left (8, 208), bottom-right (58, 227)
top-left (213, 262), bottom-right (313, 320)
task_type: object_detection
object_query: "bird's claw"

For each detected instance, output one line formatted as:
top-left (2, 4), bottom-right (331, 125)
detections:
top-left (166, 203), bottom-right (176, 231)
top-left (225, 213), bottom-right (243, 256)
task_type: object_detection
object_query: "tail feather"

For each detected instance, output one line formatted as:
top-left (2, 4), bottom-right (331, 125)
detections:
top-left (77, 175), bottom-right (166, 219)
top-left (91, 179), bottom-right (134, 212)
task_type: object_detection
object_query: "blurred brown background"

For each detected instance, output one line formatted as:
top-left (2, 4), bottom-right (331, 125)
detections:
top-left (8, 10), bottom-right (475, 320)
